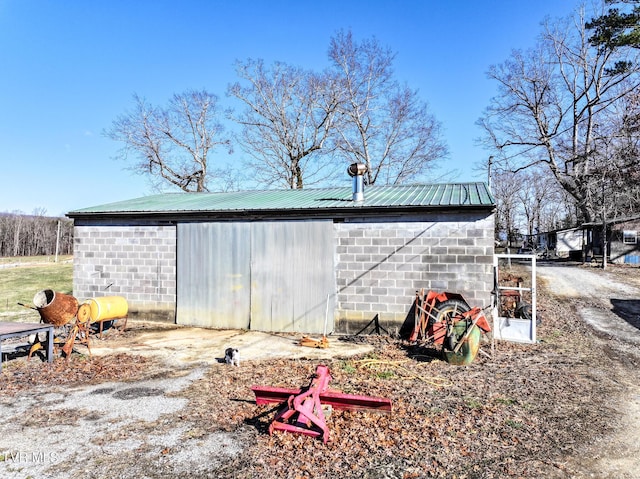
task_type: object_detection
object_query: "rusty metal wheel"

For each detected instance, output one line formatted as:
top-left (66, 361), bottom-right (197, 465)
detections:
top-left (434, 299), bottom-right (471, 324)
top-left (433, 299), bottom-right (471, 349)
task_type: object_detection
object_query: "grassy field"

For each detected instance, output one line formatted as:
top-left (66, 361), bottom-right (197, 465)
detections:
top-left (0, 255), bottom-right (73, 321)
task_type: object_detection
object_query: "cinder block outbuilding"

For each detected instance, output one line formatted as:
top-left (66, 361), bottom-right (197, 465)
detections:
top-left (67, 180), bottom-right (495, 334)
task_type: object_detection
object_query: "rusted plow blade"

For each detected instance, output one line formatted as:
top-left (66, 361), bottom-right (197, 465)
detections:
top-left (251, 364), bottom-right (392, 443)
top-left (253, 386), bottom-right (393, 412)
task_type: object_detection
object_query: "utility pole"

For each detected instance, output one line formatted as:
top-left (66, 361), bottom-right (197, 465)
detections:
top-left (55, 220), bottom-right (61, 263)
top-left (601, 175), bottom-right (608, 270)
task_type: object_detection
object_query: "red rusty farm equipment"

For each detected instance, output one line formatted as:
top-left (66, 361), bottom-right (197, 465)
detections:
top-left (410, 289), bottom-right (491, 365)
top-left (251, 364), bottom-right (392, 443)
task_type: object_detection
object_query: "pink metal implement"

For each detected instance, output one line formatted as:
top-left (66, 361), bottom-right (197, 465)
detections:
top-left (251, 364), bottom-right (392, 443)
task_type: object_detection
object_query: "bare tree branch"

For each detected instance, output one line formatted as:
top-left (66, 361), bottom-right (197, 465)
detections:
top-left (328, 30), bottom-right (448, 185)
top-left (479, 2), bottom-right (640, 222)
top-left (228, 59), bottom-right (340, 189)
top-left (105, 90), bottom-right (231, 192)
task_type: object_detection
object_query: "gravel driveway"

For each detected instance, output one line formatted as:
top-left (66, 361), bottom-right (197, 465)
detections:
top-left (537, 262), bottom-right (640, 349)
top-left (537, 262), bottom-right (640, 478)
top-left (0, 328), bottom-right (374, 479)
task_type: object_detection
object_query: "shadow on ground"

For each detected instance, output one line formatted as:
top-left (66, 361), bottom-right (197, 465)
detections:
top-left (611, 298), bottom-right (640, 331)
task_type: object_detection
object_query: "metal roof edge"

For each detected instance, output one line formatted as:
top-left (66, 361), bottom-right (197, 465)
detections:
top-left (66, 182), bottom-right (495, 218)
top-left (69, 203), bottom-right (496, 223)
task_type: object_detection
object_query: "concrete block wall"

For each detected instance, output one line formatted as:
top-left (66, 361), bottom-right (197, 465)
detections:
top-left (73, 225), bottom-right (177, 321)
top-left (334, 214), bottom-right (495, 334)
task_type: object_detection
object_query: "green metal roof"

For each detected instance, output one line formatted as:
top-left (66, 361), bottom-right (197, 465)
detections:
top-left (68, 183), bottom-right (494, 216)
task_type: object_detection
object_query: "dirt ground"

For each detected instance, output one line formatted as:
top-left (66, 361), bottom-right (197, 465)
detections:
top-left (1, 261), bottom-right (640, 479)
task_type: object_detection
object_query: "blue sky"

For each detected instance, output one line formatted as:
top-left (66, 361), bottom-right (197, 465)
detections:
top-left (0, 0), bottom-right (578, 217)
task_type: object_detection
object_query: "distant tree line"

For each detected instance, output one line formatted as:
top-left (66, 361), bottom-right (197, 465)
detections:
top-left (0, 212), bottom-right (73, 257)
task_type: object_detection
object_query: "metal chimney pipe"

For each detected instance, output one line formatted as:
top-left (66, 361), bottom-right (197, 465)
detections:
top-left (347, 162), bottom-right (367, 202)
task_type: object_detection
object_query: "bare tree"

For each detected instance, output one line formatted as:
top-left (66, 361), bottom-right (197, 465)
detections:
top-left (328, 30), bottom-right (448, 185)
top-left (517, 170), bottom-right (565, 237)
top-left (492, 166), bottom-right (574, 252)
top-left (478, 3), bottom-right (640, 223)
top-left (228, 59), bottom-right (340, 189)
top-left (596, 88), bottom-right (640, 216)
top-left (491, 170), bottom-right (523, 247)
top-left (106, 90), bottom-right (232, 192)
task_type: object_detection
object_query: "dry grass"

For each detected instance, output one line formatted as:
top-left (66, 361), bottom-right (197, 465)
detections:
top-left (0, 257), bottom-right (73, 320)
